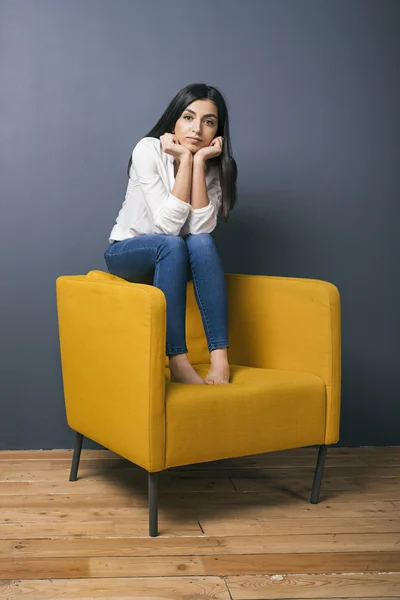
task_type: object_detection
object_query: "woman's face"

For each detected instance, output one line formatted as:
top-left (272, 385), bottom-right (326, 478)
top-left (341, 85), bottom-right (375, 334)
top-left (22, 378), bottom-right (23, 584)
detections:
top-left (172, 99), bottom-right (219, 155)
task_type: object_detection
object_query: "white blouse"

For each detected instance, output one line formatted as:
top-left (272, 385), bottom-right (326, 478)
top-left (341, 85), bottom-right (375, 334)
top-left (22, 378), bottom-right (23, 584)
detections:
top-left (108, 137), bottom-right (222, 243)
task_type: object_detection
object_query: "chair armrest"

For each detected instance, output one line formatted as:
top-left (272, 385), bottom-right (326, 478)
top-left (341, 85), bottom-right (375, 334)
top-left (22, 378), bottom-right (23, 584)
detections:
top-left (226, 273), bottom-right (341, 445)
top-left (55, 270), bottom-right (166, 471)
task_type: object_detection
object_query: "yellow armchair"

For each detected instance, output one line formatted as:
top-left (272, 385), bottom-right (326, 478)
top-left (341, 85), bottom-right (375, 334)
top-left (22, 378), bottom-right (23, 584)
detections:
top-left (56, 270), bottom-right (341, 537)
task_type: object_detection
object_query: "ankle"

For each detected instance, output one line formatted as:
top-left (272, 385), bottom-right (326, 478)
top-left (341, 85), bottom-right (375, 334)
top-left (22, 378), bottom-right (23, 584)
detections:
top-left (210, 348), bottom-right (229, 363)
top-left (169, 353), bottom-right (189, 366)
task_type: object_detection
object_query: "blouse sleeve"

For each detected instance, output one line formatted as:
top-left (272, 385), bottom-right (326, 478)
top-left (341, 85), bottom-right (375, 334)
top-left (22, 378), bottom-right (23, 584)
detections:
top-left (186, 165), bottom-right (222, 235)
top-left (131, 138), bottom-right (190, 236)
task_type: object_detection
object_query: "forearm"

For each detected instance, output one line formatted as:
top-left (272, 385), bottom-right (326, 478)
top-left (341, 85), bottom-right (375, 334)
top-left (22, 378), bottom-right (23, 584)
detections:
top-left (171, 154), bottom-right (193, 204)
top-left (191, 156), bottom-right (209, 209)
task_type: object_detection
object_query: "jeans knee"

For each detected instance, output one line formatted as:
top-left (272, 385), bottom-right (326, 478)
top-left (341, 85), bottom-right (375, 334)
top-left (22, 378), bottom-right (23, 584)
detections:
top-left (185, 233), bottom-right (214, 249)
top-left (186, 233), bottom-right (215, 246)
top-left (158, 234), bottom-right (188, 259)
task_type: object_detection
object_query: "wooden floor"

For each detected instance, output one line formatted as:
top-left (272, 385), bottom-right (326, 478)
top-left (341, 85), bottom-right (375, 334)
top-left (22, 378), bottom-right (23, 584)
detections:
top-left (0, 446), bottom-right (399, 599)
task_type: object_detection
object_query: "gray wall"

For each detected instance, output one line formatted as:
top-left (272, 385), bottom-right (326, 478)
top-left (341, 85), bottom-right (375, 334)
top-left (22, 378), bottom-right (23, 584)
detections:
top-left (1, 0), bottom-right (398, 449)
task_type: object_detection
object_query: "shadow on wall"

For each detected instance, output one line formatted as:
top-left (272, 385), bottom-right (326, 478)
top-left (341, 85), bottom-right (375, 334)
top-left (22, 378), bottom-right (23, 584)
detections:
top-left (339, 349), bottom-right (398, 446)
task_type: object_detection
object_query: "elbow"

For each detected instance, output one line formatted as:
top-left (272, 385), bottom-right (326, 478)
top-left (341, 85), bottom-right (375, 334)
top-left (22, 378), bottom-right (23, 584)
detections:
top-left (154, 196), bottom-right (190, 235)
top-left (188, 200), bottom-right (218, 235)
top-left (154, 212), bottom-right (185, 236)
top-left (154, 217), bottom-right (183, 236)
top-left (188, 216), bottom-right (217, 235)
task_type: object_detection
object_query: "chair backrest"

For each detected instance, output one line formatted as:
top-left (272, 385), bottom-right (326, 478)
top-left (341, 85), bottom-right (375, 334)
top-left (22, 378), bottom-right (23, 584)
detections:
top-left (86, 271), bottom-right (210, 366)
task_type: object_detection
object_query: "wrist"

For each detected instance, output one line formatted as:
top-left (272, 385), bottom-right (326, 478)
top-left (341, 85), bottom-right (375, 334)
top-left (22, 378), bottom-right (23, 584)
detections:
top-left (193, 154), bottom-right (206, 167)
top-left (179, 152), bottom-right (193, 164)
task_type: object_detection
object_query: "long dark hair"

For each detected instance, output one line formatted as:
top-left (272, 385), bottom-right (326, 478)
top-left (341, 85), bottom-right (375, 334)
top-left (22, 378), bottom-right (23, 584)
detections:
top-left (127, 83), bottom-right (238, 221)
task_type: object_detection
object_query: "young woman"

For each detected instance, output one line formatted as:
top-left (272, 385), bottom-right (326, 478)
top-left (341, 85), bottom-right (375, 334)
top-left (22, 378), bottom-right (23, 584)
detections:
top-left (104, 83), bottom-right (238, 385)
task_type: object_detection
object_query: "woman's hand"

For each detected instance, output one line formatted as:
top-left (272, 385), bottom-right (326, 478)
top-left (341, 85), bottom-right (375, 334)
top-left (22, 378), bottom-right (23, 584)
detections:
top-left (194, 136), bottom-right (224, 162)
top-left (160, 133), bottom-right (192, 160)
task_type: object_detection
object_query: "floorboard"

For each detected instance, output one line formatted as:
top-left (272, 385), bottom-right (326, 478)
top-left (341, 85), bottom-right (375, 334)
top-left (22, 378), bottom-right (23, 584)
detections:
top-left (0, 446), bottom-right (398, 599)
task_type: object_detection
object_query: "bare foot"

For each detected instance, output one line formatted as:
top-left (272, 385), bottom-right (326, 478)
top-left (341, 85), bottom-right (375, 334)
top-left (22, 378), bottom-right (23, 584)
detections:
top-left (205, 348), bottom-right (230, 384)
top-left (169, 354), bottom-right (205, 384)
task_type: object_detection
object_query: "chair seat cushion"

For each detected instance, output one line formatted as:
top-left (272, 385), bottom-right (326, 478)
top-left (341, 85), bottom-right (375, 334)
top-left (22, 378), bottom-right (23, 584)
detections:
top-left (165, 364), bottom-right (326, 468)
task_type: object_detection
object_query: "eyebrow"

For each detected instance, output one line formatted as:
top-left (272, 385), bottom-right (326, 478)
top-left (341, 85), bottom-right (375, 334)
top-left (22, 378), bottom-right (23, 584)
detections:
top-left (184, 108), bottom-right (218, 120)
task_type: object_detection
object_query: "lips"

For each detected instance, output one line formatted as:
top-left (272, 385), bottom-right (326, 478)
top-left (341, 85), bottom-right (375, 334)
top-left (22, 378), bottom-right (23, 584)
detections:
top-left (187, 137), bottom-right (201, 142)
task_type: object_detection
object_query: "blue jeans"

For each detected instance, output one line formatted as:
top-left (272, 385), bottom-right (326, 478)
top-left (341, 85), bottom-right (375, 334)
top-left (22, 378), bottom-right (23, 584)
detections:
top-left (103, 233), bottom-right (229, 357)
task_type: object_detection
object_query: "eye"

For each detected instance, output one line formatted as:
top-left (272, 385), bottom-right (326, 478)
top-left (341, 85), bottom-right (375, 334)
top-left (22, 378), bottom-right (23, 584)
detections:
top-left (183, 115), bottom-right (216, 126)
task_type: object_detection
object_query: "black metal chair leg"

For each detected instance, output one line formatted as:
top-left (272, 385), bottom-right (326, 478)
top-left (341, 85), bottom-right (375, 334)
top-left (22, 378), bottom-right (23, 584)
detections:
top-left (148, 471), bottom-right (159, 537)
top-left (310, 444), bottom-right (328, 504)
top-left (69, 432), bottom-right (84, 482)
